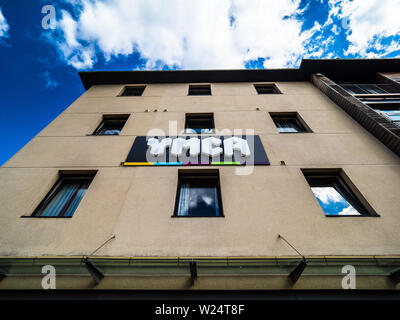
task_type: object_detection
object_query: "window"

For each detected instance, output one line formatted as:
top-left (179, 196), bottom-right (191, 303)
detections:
top-left (270, 113), bottom-right (310, 133)
top-left (185, 113), bottom-right (215, 134)
top-left (121, 86), bottom-right (146, 96)
top-left (356, 96), bottom-right (400, 126)
top-left (358, 96), bottom-right (400, 104)
top-left (302, 169), bottom-right (377, 217)
top-left (340, 83), bottom-right (399, 95)
top-left (188, 85), bottom-right (211, 96)
top-left (92, 115), bottom-right (129, 135)
top-left (254, 84), bottom-right (280, 94)
top-left (174, 171), bottom-right (223, 217)
top-left (31, 172), bottom-right (96, 218)
top-left (374, 107), bottom-right (400, 126)
top-left (377, 109), bottom-right (400, 125)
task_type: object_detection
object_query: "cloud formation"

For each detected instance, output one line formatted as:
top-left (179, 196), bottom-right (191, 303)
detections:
top-left (48, 0), bottom-right (400, 70)
top-left (329, 0), bottom-right (400, 57)
top-left (43, 71), bottom-right (59, 88)
top-left (0, 7), bottom-right (10, 38)
top-left (311, 187), bottom-right (361, 216)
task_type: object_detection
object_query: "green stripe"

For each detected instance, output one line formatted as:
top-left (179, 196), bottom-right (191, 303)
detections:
top-left (211, 162), bottom-right (241, 165)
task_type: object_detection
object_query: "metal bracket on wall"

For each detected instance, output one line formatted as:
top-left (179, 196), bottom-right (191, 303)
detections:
top-left (189, 261), bottom-right (197, 285)
top-left (388, 267), bottom-right (400, 285)
top-left (83, 234), bottom-right (116, 285)
top-left (84, 258), bottom-right (104, 285)
top-left (289, 258), bottom-right (308, 284)
top-left (278, 234), bottom-right (308, 284)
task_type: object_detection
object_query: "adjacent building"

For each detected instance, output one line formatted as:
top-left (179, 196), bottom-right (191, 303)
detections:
top-left (1, 59), bottom-right (400, 293)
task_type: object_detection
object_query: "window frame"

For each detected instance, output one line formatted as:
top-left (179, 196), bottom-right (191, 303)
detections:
top-left (270, 112), bottom-right (312, 134)
top-left (302, 169), bottom-right (379, 217)
top-left (354, 95), bottom-right (400, 127)
top-left (254, 84), bottom-right (281, 94)
top-left (188, 84), bottom-right (212, 96)
top-left (26, 171), bottom-right (97, 218)
top-left (120, 86), bottom-right (146, 96)
top-left (184, 113), bottom-right (215, 134)
top-left (92, 114), bottom-right (130, 136)
top-left (340, 83), bottom-right (399, 95)
top-left (172, 170), bottom-right (224, 218)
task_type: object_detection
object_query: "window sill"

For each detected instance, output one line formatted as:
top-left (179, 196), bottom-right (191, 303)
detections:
top-left (171, 215), bottom-right (225, 218)
top-left (278, 131), bottom-right (313, 134)
top-left (88, 134), bottom-right (121, 136)
top-left (21, 216), bottom-right (73, 218)
top-left (183, 132), bottom-right (217, 135)
top-left (325, 214), bottom-right (380, 217)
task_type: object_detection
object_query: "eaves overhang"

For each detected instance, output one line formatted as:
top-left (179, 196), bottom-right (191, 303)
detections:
top-left (79, 58), bottom-right (400, 90)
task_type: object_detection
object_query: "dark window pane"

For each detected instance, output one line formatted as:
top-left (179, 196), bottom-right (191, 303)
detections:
top-left (185, 113), bottom-right (215, 133)
top-left (177, 183), bottom-right (219, 216)
top-left (340, 84), bottom-right (368, 94)
top-left (93, 116), bottom-right (129, 135)
top-left (271, 115), bottom-right (307, 133)
top-left (340, 83), bottom-right (400, 94)
top-left (122, 86), bottom-right (145, 96)
top-left (33, 176), bottom-right (94, 217)
top-left (358, 84), bottom-right (386, 94)
top-left (188, 85), bottom-right (211, 95)
top-left (254, 84), bottom-right (279, 94)
top-left (359, 97), bottom-right (400, 104)
top-left (377, 84), bottom-right (400, 93)
top-left (175, 172), bottom-right (222, 217)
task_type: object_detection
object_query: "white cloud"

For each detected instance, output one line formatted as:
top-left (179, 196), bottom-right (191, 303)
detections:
top-left (331, 24), bottom-right (339, 36)
top-left (337, 206), bottom-right (360, 216)
top-left (43, 71), bottom-right (59, 88)
top-left (311, 187), bottom-right (361, 215)
top-left (311, 187), bottom-right (343, 204)
top-left (329, 0), bottom-right (400, 56)
top-left (0, 7), bottom-right (10, 38)
top-left (50, 0), bottom-right (319, 70)
top-left (48, 0), bottom-right (400, 70)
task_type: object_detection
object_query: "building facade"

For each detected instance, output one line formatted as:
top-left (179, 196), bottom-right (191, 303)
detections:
top-left (1, 59), bottom-right (400, 292)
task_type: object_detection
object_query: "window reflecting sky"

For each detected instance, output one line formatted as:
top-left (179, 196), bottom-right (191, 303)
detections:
top-left (101, 129), bottom-right (121, 135)
top-left (311, 187), bottom-right (361, 216)
top-left (185, 128), bottom-right (214, 134)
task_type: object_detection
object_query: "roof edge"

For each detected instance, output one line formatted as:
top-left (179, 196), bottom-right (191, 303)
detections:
top-left (79, 58), bottom-right (400, 90)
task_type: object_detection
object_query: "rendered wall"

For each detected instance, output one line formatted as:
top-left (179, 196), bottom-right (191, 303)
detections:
top-left (1, 81), bottom-right (400, 257)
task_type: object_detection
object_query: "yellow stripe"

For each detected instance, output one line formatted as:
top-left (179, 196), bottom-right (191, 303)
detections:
top-left (123, 162), bottom-right (153, 166)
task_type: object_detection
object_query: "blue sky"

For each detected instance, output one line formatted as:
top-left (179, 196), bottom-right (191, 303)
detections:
top-left (0, 0), bottom-right (400, 165)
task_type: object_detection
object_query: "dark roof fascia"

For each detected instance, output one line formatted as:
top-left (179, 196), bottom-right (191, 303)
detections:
top-left (79, 59), bottom-right (400, 90)
top-left (300, 58), bottom-right (400, 82)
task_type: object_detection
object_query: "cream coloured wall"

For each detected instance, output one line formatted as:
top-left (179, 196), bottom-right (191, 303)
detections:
top-left (1, 81), bottom-right (400, 257)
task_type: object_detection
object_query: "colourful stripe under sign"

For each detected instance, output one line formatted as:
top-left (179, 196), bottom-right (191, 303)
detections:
top-left (123, 162), bottom-right (244, 166)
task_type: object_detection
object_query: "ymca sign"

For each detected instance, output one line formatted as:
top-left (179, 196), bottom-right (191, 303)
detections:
top-left (123, 135), bottom-right (270, 166)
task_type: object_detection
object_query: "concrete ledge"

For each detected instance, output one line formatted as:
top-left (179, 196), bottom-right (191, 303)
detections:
top-left (0, 256), bottom-right (399, 290)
